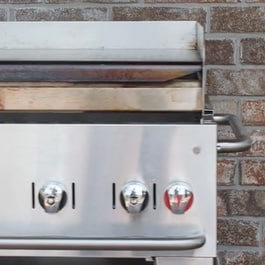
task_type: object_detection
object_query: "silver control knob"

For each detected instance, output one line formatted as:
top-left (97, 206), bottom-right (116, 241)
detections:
top-left (120, 181), bottom-right (148, 214)
top-left (164, 182), bottom-right (193, 214)
top-left (38, 182), bottom-right (67, 214)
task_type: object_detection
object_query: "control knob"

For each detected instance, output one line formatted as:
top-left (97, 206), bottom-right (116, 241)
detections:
top-left (120, 181), bottom-right (148, 214)
top-left (39, 182), bottom-right (67, 214)
top-left (164, 182), bottom-right (193, 214)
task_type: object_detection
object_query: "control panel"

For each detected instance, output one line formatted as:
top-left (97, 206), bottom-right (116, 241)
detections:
top-left (36, 180), bottom-right (194, 215)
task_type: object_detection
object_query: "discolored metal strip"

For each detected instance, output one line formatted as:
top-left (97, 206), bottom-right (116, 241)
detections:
top-left (0, 81), bottom-right (203, 111)
top-left (0, 64), bottom-right (201, 82)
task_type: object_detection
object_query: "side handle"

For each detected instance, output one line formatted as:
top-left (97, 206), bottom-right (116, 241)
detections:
top-left (213, 114), bottom-right (251, 153)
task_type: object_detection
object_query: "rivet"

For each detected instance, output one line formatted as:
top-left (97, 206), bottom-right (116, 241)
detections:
top-left (193, 146), bottom-right (201, 154)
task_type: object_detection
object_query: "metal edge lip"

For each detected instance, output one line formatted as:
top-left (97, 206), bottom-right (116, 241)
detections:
top-left (0, 236), bottom-right (206, 251)
top-left (0, 49), bottom-right (202, 63)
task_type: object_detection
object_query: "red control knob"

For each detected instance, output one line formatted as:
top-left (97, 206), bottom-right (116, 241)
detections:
top-left (164, 182), bottom-right (193, 214)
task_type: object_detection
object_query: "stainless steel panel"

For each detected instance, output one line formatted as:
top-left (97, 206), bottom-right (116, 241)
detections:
top-left (0, 237), bottom-right (205, 251)
top-left (0, 21), bottom-right (203, 62)
top-left (0, 49), bottom-right (202, 63)
top-left (0, 124), bottom-right (216, 257)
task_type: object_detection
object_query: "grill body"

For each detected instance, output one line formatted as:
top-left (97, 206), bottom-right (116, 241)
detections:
top-left (0, 123), bottom-right (216, 260)
top-left (0, 21), bottom-right (251, 265)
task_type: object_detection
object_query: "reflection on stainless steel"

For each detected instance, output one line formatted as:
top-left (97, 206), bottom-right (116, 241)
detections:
top-left (164, 182), bottom-right (193, 214)
top-left (120, 181), bottom-right (149, 214)
top-left (39, 182), bottom-right (67, 213)
top-left (0, 236), bottom-right (206, 251)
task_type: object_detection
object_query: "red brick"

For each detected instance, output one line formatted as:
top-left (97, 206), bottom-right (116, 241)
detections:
top-left (14, 7), bottom-right (108, 21)
top-left (44, 0), bottom-right (137, 2)
top-left (241, 38), bottom-right (265, 65)
top-left (240, 160), bottom-right (265, 185)
top-left (146, 0), bottom-right (239, 2)
top-left (244, 129), bottom-right (265, 157)
top-left (257, 252), bottom-right (265, 265)
top-left (217, 192), bottom-right (228, 217)
top-left (218, 190), bottom-right (265, 216)
top-left (246, 0), bottom-right (265, 2)
top-left (210, 98), bottom-right (238, 115)
top-left (217, 126), bottom-right (233, 139)
top-left (0, 0), bottom-right (41, 2)
top-left (217, 219), bottom-right (259, 246)
top-left (207, 70), bottom-right (265, 96)
top-left (206, 40), bottom-right (235, 65)
top-left (211, 7), bottom-right (265, 33)
top-left (241, 100), bottom-right (265, 126)
top-left (217, 159), bottom-right (236, 186)
top-left (0, 9), bottom-right (7, 21)
top-left (112, 7), bottom-right (206, 26)
top-left (218, 251), bottom-right (262, 265)
top-left (262, 222), bottom-right (265, 248)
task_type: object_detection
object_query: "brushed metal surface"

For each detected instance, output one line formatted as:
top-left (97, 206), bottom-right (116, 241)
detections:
top-left (0, 237), bottom-right (205, 251)
top-left (0, 49), bottom-right (202, 63)
top-left (0, 21), bottom-right (202, 62)
top-left (0, 124), bottom-right (216, 257)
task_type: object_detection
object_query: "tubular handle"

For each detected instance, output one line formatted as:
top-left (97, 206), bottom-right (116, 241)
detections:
top-left (213, 114), bottom-right (251, 153)
top-left (0, 236), bottom-right (205, 251)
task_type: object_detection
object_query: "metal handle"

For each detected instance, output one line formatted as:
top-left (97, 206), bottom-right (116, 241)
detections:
top-left (0, 236), bottom-right (205, 251)
top-left (213, 114), bottom-right (251, 153)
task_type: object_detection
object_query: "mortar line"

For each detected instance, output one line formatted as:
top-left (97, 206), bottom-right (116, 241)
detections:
top-left (6, 6), bottom-right (10, 21)
top-left (206, 5), bottom-right (211, 33)
top-left (217, 245), bottom-right (261, 252)
top-left (205, 65), bottom-right (265, 70)
top-left (106, 6), bottom-right (112, 20)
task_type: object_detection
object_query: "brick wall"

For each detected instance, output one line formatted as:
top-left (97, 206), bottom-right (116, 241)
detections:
top-left (0, 0), bottom-right (264, 264)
